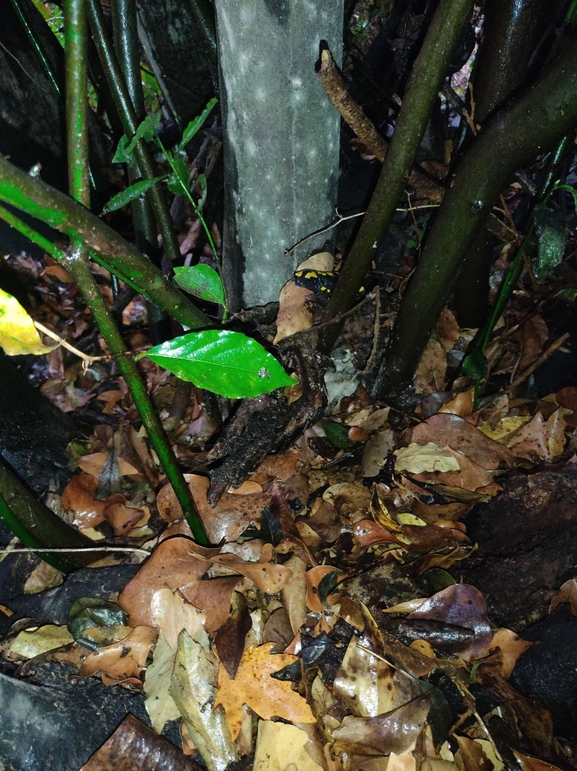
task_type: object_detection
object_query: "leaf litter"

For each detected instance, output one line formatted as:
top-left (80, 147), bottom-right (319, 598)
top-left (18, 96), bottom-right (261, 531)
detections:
top-left (1, 236), bottom-right (577, 770)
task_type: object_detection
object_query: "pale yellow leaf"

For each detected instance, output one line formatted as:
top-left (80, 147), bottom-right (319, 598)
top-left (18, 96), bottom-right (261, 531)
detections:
top-left (144, 631), bottom-right (180, 733)
top-left (254, 721), bottom-right (324, 771)
top-left (395, 443), bottom-right (460, 474)
top-left (0, 288), bottom-right (56, 356)
top-left (10, 624), bottom-right (74, 659)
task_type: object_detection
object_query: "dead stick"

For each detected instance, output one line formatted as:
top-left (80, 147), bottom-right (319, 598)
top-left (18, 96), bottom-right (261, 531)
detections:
top-left (316, 47), bottom-right (387, 162)
top-left (507, 332), bottom-right (570, 392)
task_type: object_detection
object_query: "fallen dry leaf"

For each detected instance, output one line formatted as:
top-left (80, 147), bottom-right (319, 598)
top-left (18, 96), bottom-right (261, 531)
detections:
top-left (507, 410), bottom-right (567, 460)
top-left (331, 694), bottom-right (430, 755)
top-left (143, 630), bottom-right (180, 733)
top-left (118, 537), bottom-right (210, 627)
top-left (210, 552), bottom-right (293, 594)
top-left (150, 586), bottom-right (206, 651)
top-left (77, 625), bottom-right (158, 685)
top-left (488, 628), bottom-right (534, 679)
top-left (215, 642), bottom-right (316, 740)
top-left (171, 630), bottom-right (238, 771)
top-left (253, 721), bottom-right (324, 771)
top-left (549, 577), bottom-right (577, 616)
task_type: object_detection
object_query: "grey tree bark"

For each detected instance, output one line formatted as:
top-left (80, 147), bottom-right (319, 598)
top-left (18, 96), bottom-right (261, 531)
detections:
top-left (215, 0), bottom-right (344, 310)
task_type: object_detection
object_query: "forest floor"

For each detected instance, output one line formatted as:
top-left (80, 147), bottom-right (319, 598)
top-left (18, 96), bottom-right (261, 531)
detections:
top-left (1, 218), bottom-right (577, 771)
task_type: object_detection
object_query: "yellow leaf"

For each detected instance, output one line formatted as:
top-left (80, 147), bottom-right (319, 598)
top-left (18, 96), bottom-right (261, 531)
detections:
top-left (215, 642), bottom-right (315, 740)
top-left (395, 443), bottom-right (460, 474)
top-left (0, 288), bottom-right (56, 356)
top-left (10, 624), bottom-right (74, 659)
top-left (253, 721), bottom-right (324, 771)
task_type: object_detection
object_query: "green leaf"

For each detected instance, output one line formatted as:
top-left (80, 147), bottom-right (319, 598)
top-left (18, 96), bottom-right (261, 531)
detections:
top-left (259, 507), bottom-right (283, 547)
top-left (174, 265), bottom-right (225, 307)
top-left (101, 176), bottom-right (165, 214)
top-left (322, 421), bottom-right (354, 449)
top-left (533, 204), bottom-right (567, 284)
top-left (178, 97), bottom-right (218, 152)
top-left (317, 570), bottom-right (340, 606)
top-left (67, 598), bottom-right (127, 650)
top-left (461, 344), bottom-right (488, 382)
top-left (141, 329), bottom-right (296, 399)
top-left (113, 111), bottom-right (162, 164)
top-left (167, 157), bottom-right (190, 195)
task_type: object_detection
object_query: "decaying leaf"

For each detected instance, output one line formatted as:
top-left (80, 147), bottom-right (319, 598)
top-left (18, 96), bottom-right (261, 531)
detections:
top-left (395, 443), bottom-right (460, 475)
top-left (332, 694), bottom-right (430, 755)
top-left (150, 586), bottom-right (206, 651)
top-left (9, 625), bottom-right (74, 659)
top-left (253, 721), bottom-right (324, 771)
top-left (143, 631), bottom-right (180, 733)
top-left (215, 642), bottom-right (315, 740)
top-left (549, 577), bottom-right (577, 616)
top-left (76, 625), bottom-right (158, 685)
top-left (170, 630), bottom-right (238, 771)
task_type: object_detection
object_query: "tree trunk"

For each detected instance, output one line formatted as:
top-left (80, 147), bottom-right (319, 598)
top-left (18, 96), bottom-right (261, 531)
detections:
top-left (215, 0), bottom-right (343, 310)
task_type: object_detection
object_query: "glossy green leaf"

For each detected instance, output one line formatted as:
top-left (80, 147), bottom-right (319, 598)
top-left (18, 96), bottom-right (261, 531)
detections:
top-left (317, 570), bottom-right (340, 606)
top-left (461, 344), bottom-right (488, 382)
top-left (178, 97), bottom-right (218, 151)
top-left (323, 421), bottom-right (354, 449)
top-left (259, 507), bottom-right (283, 547)
top-left (174, 265), bottom-right (225, 308)
top-left (167, 157), bottom-right (190, 195)
top-left (67, 598), bottom-right (127, 650)
top-left (101, 176), bottom-right (165, 214)
top-left (141, 329), bottom-right (296, 398)
top-left (113, 111), bottom-right (162, 164)
top-left (533, 204), bottom-right (567, 284)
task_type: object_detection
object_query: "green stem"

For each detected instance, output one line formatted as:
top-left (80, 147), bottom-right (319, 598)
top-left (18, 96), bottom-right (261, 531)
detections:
top-left (63, 0), bottom-right (208, 545)
top-left (86, 0), bottom-right (181, 267)
top-left (0, 203), bottom-right (143, 297)
top-left (318, 0), bottom-right (474, 354)
top-left (0, 459), bottom-right (95, 571)
top-left (0, 156), bottom-right (211, 330)
top-left (157, 137), bottom-right (219, 260)
top-left (62, 247), bottom-right (209, 545)
top-left (376, 34), bottom-right (577, 397)
top-left (9, 0), bottom-right (62, 97)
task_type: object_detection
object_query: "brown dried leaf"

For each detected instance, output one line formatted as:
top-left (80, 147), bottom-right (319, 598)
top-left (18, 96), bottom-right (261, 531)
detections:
top-left (81, 714), bottom-right (201, 770)
top-left (331, 694), bottom-right (430, 755)
top-left (210, 552), bottom-right (292, 593)
top-left (507, 410), bottom-right (567, 460)
top-left (488, 628), bottom-right (534, 679)
top-left (150, 587), bottom-right (205, 651)
top-left (214, 592), bottom-right (252, 678)
top-left (415, 339), bottom-right (447, 395)
top-left (549, 577), bottom-right (577, 616)
top-left (77, 452), bottom-right (139, 477)
top-left (408, 414), bottom-right (514, 470)
top-left (273, 281), bottom-right (313, 343)
top-left (215, 643), bottom-right (315, 740)
top-left (118, 538), bottom-right (210, 627)
top-left (77, 626), bottom-right (158, 685)
top-left (157, 475), bottom-right (270, 543)
top-left (61, 473), bottom-right (107, 529)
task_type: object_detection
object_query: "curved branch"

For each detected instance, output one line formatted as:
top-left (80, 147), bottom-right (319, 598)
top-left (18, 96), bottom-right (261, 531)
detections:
top-left (376, 35), bottom-right (577, 397)
top-left (0, 155), bottom-right (211, 330)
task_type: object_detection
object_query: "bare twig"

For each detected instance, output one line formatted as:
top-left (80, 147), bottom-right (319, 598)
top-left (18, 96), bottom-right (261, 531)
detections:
top-left (285, 204), bottom-right (441, 255)
top-left (316, 47), bottom-right (387, 162)
top-left (507, 332), bottom-right (570, 392)
top-left (0, 545), bottom-right (152, 557)
top-left (34, 321), bottom-right (100, 365)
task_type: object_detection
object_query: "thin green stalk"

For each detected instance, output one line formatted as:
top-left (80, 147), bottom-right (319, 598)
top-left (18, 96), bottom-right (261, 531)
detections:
top-left (0, 459), bottom-right (95, 571)
top-left (86, 0), bottom-right (181, 266)
top-left (157, 136), bottom-right (219, 260)
top-left (9, 0), bottom-right (62, 96)
top-left (64, 0), bottom-right (208, 544)
top-left (0, 156), bottom-right (211, 330)
top-left (318, 0), bottom-right (474, 354)
top-left (0, 203), bottom-right (144, 297)
top-left (63, 247), bottom-right (209, 544)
